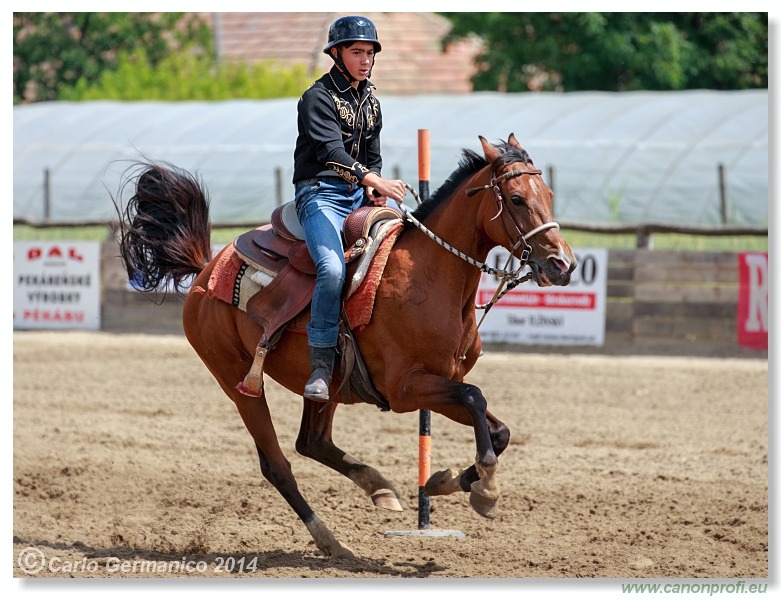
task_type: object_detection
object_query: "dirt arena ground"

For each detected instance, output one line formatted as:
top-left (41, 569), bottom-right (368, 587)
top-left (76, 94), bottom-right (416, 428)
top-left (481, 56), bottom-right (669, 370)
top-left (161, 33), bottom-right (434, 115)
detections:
top-left (13, 331), bottom-right (768, 581)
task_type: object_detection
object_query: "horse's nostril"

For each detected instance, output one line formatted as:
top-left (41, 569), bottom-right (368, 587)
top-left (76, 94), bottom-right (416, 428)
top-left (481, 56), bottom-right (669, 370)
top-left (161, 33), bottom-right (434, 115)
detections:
top-left (548, 257), bottom-right (570, 276)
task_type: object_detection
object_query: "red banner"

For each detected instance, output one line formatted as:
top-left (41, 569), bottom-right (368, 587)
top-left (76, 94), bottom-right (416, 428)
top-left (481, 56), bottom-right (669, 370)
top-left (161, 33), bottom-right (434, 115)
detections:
top-left (737, 252), bottom-right (768, 349)
top-left (477, 289), bottom-right (596, 310)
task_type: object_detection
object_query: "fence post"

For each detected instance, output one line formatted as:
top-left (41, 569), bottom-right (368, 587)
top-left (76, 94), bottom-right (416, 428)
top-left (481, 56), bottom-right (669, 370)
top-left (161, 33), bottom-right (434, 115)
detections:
top-left (718, 163), bottom-right (728, 224)
top-left (43, 167), bottom-right (51, 223)
top-left (636, 226), bottom-right (653, 250)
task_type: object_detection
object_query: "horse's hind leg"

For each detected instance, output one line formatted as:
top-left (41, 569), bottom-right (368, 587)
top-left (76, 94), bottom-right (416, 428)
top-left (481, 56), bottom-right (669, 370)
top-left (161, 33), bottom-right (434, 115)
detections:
top-left (232, 394), bottom-right (355, 559)
top-left (296, 399), bottom-right (403, 512)
top-left (184, 290), bottom-right (352, 557)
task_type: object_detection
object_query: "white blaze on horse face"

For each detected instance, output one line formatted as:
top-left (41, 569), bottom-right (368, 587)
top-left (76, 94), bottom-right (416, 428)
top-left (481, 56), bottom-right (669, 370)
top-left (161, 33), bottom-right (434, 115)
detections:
top-left (522, 176), bottom-right (552, 221)
top-left (526, 176), bottom-right (544, 198)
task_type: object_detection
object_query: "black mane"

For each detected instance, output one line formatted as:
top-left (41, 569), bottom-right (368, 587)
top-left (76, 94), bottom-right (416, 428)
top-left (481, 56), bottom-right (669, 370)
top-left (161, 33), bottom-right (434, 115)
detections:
top-left (410, 140), bottom-right (533, 222)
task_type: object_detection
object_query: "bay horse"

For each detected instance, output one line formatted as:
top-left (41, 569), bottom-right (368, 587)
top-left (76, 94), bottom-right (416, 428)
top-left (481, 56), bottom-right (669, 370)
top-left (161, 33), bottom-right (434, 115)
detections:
top-left (113, 134), bottom-right (576, 559)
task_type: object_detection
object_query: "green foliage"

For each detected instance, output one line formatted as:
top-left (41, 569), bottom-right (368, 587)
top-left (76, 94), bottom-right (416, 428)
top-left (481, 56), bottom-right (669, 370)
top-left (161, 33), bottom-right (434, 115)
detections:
top-left (58, 49), bottom-right (311, 101)
top-left (441, 12), bottom-right (767, 92)
top-left (14, 12), bottom-right (212, 104)
top-left (16, 12), bottom-right (767, 103)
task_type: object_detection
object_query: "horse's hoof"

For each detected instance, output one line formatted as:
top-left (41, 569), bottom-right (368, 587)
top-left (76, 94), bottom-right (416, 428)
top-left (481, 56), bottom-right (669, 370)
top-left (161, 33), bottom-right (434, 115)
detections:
top-left (425, 468), bottom-right (463, 496)
top-left (306, 515), bottom-right (356, 559)
top-left (328, 543), bottom-right (356, 560)
top-left (371, 491), bottom-right (403, 512)
top-left (469, 478), bottom-right (499, 519)
top-left (469, 489), bottom-right (498, 518)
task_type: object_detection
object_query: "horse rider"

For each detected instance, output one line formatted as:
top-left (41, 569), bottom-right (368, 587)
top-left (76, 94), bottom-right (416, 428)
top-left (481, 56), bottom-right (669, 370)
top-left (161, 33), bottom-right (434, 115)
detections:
top-left (292, 15), bottom-right (406, 402)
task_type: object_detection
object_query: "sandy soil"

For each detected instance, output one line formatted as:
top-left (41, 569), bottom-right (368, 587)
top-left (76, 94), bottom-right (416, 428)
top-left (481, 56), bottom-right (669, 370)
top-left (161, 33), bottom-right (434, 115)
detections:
top-left (12, 331), bottom-right (768, 580)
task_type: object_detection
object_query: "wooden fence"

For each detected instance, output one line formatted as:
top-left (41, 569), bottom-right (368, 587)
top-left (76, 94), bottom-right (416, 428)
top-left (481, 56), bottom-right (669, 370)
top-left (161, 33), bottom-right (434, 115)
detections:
top-left (100, 241), bottom-right (756, 352)
top-left (606, 249), bottom-right (741, 345)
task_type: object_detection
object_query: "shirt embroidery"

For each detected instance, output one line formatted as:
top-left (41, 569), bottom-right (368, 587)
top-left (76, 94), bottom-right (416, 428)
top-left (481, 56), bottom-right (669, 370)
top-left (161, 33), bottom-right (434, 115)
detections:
top-left (329, 92), bottom-right (356, 128)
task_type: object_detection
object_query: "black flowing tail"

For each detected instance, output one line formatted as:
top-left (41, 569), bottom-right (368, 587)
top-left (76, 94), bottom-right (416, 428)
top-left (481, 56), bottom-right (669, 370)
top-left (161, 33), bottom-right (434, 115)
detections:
top-left (112, 162), bottom-right (212, 294)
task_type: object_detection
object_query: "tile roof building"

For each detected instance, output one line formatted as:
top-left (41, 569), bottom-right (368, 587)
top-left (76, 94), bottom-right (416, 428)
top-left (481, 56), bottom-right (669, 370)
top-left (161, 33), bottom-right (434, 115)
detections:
top-left (198, 12), bottom-right (481, 95)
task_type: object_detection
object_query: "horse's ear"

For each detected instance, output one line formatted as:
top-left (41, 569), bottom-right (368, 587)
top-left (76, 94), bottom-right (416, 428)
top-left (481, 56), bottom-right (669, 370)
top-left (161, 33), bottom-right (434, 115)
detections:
top-left (508, 133), bottom-right (524, 151)
top-left (479, 135), bottom-right (501, 163)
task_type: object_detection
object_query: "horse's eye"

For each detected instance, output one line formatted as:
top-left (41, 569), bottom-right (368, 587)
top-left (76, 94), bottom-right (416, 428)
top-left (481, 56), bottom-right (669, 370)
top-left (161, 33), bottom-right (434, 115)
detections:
top-left (511, 195), bottom-right (525, 206)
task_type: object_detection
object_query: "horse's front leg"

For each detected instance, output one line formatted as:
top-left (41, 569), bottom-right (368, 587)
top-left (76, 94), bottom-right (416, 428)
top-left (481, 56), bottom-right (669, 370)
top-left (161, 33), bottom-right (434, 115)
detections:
top-left (424, 409), bottom-right (510, 517)
top-left (393, 369), bottom-right (501, 518)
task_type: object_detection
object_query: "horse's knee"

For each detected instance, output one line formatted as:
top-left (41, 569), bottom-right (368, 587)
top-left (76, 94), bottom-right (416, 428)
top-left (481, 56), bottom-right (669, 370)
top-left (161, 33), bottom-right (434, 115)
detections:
top-left (295, 434), bottom-right (334, 461)
top-left (295, 434), bottom-right (314, 458)
top-left (492, 422), bottom-right (511, 455)
top-left (456, 383), bottom-right (488, 415)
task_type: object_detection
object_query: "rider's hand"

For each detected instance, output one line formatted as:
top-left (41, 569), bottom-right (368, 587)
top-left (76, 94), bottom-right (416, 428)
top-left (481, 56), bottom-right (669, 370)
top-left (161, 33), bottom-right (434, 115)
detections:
top-left (363, 173), bottom-right (406, 204)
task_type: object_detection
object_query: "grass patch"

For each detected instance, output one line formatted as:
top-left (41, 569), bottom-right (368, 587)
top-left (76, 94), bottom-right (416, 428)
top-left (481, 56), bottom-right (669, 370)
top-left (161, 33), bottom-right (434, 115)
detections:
top-left (13, 224), bottom-right (767, 252)
top-left (561, 229), bottom-right (768, 252)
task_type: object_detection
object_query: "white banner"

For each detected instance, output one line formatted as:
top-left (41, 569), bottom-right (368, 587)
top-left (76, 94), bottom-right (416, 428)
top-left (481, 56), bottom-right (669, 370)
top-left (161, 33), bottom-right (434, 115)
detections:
top-left (477, 247), bottom-right (607, 346)
top-left (14, 242), bottom-right (101, 330)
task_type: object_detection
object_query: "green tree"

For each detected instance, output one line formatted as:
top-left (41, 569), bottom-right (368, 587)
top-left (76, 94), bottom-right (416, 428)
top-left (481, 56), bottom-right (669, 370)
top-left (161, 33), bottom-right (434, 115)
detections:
top-left (58, 48), bottom-right (311, 101)
top-left (441, 12), bottom-right (767, 92)
top-left (13, 12), bottom-right (211, 104)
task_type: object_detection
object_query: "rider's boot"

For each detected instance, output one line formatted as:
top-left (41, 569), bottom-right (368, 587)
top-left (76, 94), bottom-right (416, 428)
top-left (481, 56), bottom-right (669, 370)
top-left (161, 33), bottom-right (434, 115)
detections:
top-left (303, 345), bottom-right (337, 401)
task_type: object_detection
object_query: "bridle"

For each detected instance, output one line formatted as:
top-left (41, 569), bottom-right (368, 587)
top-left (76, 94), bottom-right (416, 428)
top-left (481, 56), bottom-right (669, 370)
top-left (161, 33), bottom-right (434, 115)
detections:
top-left (465, 167), bottom-right (560, 271)
top-left (393, 163), bottom-right (560, 366)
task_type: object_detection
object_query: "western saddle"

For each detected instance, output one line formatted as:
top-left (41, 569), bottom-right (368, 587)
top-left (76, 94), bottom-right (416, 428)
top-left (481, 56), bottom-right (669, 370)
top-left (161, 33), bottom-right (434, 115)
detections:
top-left (229, 201), bottom-right (401, 408)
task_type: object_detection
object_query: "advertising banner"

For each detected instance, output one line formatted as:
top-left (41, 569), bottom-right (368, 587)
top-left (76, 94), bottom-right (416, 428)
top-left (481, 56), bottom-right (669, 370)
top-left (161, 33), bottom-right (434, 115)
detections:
top-left (477, 247), bottom-right (607, 346)
top-left (737, 252), bottom-right (768, 350)
top-left (14, 241), bottom-right (101, 330)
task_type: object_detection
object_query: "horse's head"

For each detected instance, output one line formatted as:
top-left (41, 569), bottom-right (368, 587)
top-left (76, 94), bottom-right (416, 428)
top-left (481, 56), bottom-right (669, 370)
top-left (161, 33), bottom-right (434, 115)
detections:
top-left (471, 134), bottom-right (576, 286)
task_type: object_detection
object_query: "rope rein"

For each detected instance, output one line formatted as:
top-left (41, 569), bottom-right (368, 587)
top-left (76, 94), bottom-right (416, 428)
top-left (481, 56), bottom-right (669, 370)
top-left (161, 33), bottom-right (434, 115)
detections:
top-left (396, 183), bottom-right (555, 281)
top-left (395, 182), bottom-right (559, 305)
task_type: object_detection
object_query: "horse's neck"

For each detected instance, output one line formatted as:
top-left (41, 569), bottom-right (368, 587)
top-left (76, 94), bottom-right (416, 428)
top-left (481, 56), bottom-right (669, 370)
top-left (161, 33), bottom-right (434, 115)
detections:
top-left (411, 184), bottom-right (491, 302)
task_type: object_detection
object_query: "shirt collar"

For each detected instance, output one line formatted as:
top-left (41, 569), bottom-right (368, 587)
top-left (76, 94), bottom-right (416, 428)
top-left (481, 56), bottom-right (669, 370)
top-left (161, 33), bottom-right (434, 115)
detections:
top-left (328, 65), bottom-right (372, 95)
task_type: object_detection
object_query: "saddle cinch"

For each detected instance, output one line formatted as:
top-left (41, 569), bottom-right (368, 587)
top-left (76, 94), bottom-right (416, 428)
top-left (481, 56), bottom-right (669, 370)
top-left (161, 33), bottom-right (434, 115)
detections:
top-left (215, 201), bottom-right (403, 408)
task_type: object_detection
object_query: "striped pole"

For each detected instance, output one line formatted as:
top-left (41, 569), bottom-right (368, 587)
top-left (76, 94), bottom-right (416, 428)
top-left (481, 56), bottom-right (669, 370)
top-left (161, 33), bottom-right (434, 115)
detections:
top-left (384, 130), bottom-right (464, 540)
top-left (417, 129), bottom-right (432, 530)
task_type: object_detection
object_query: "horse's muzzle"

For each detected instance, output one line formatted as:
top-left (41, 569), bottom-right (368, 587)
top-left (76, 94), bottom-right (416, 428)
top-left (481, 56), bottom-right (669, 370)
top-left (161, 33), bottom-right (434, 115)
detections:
top-left (532, 252), bottom-right (576, 287)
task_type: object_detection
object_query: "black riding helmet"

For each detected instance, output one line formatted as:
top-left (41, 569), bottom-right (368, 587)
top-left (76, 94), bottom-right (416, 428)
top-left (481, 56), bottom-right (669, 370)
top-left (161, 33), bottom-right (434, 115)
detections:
top-left (323, 15), bottom-right (382, 54)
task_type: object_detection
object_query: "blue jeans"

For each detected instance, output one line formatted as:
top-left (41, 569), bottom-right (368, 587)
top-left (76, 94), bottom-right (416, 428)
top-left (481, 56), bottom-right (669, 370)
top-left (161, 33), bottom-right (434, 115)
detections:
top-left (294, 177), bottom-right (369, 348)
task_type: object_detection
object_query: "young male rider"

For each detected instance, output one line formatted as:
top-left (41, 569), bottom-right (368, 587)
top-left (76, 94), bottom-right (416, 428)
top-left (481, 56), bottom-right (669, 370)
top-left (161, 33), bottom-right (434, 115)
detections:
top-left (293, 15), bottom-right (406, 401)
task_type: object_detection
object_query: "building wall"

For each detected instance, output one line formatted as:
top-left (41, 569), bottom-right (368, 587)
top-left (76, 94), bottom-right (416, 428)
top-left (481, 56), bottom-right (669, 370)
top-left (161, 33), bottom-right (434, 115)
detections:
top-left (199, 12), bottom-right (481, 95)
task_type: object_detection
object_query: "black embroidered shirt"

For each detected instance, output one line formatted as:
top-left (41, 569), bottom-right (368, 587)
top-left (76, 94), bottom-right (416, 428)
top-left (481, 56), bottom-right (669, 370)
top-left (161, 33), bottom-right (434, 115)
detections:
top-left (293, 66), bottom-right (382, 185)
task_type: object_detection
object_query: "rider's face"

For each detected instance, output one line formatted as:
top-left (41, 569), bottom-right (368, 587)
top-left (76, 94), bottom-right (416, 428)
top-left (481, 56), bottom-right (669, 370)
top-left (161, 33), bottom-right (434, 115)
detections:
top-left (336, 42), bottom-right (375, 84)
